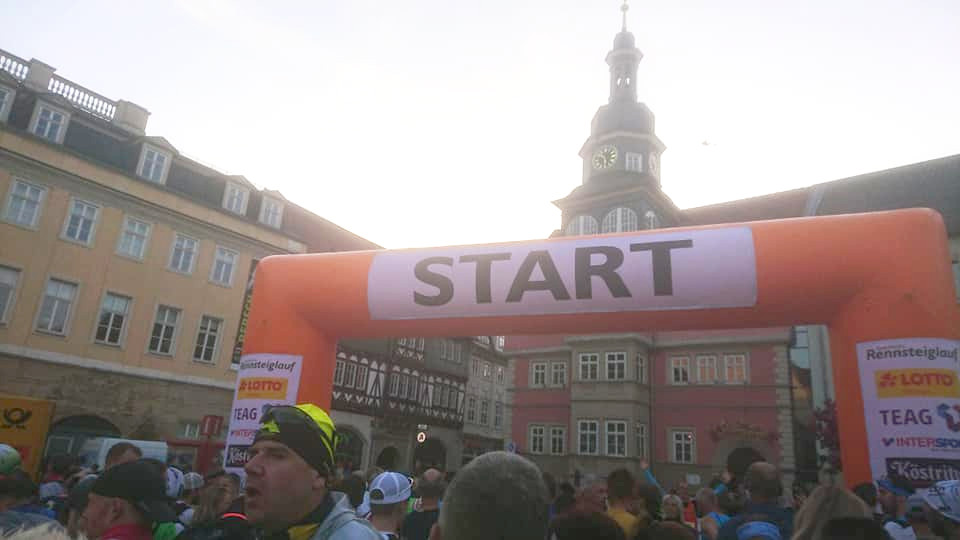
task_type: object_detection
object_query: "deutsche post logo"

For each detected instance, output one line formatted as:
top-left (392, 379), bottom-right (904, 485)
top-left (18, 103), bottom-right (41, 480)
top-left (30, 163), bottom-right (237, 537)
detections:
top-left (875, 369), bottom-right (960, 398)
top-left (1, 408), bottom-right (33, 430)
top-left (237, 377), bottom-right (287, 400)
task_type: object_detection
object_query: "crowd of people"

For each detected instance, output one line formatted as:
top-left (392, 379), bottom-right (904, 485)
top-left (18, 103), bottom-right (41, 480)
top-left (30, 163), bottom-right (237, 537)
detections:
top-left (1, 402), bottom-right (959, 540)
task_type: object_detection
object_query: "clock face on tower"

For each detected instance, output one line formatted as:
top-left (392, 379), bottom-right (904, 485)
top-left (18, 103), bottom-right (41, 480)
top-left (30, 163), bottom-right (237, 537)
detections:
top-left (592, 145), bottom-right (618, 169)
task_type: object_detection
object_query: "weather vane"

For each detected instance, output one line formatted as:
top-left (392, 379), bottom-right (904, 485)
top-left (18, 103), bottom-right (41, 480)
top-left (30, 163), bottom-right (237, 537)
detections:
top-left (621, 0), bottom-right (629, 31)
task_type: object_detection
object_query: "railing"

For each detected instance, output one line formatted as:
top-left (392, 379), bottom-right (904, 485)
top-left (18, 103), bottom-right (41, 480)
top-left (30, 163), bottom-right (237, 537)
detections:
top-left (0, 49), bottom-right (29, 81)
top-left (48, 75), bottom-right (117, 120)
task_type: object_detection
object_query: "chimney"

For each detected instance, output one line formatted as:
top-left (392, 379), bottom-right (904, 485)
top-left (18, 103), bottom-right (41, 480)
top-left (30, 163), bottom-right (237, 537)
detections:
top-left (113, 100), bottom-right (150, 135)
top-left (24, 58), bottom-right (55, 92)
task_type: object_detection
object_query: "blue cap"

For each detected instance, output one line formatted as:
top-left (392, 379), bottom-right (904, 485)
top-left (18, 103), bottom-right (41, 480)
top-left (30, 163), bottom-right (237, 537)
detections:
top-left (737, 521), bottom-right (782, 540)
top-left (878, 478), bottom-right (913, 498)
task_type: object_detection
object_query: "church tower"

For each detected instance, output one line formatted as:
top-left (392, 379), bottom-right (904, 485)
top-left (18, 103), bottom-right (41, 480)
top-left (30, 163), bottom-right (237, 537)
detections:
top-left (556, 1), bottom-right (677, 236)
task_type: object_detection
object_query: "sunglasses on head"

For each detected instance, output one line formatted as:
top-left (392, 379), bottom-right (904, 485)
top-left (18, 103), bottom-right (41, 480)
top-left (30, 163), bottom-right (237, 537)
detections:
top-left (261, 405), bottom-right (340, 464)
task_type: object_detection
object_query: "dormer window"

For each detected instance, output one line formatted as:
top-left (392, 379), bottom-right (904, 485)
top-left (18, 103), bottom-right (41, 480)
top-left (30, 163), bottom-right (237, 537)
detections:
top-left (626, 152), bottom-right (643, 172)
top-left (137, 145), bottom-right (171, 184)
top-left (30, 103), bottom-right (69, 144)
top-left (259, 197), bottom-right (284, 228)
top-left (223, 183), bottom-right (250, 215)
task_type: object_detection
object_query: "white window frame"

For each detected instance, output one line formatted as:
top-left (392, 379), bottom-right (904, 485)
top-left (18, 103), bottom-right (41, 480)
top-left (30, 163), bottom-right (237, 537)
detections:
top-left (169, 233), bottom-right (199, 275)
top-left (3, 178), bottom-right (47, 230)
top-left (605, 351), bottom-right (626, 380)
top-left (210, 246), bottom-right (239, 287)
top-left (531, 362), bottom-right (547, 387)
top-left (550, 426), bottom-right (566, 455)
top-left (179, 422), bottom-right (201, 440)
top-left (0, 85), bottom-right (13, 123)
top-left (466, 395), bottom-right (477, 423)
top-left (387, 371), bottom-right (399, 396)
top-left (723, 354), bottom-right (749, 384)
top-left (193, 315), bottom-right (224, 364)
top-left (565, 214), bottom-right (599, 236)
top-left (222, 183), bottom-right (250, 215)
top-left (479, 399), bottom-right (489, 425)
top-left (529, 425), bottom-right (545, 454)
top-left (30, 102), bottom-right (70, 144)
top-left (605, 420), bottom-right (627, 457)
top-left (148, 304), bottom-right (181, 356)
top-left (116, 216), bottom-right (152, 261)
top-left (696, 354), bottom-right (719, 384)
top-left (626, 152), bottom-right (643, 172)
top-left (94, 292), bottom-right (132, 347)
top-left (137, 144), bottom-right (172, 184)
top-left (579, 353), bottom-right (599, 381)
top-left (355, 365), bottom-right (368, 391)
top-left (670, 429), bottom-right (696, 464)
top-left (496, 366), bottom-right (505, 385)
top-left (0, 265), bottom-right (22, 324)
top-left (670, 356), bottom-right (691, 385)
top-left (259, 196), bottom-right (284, 228)
top-left (334, 360), bottom-right (345, 386)
top-left (34, 277), bottom-right (78, 336)
top-left (601, 207), bottom-right (639, 233)
top-left (493, 401), bottom-right (503, 429)
top-left (483, 361), bottom-right (492, 379)
top-left (578, 420), bottom-right (599, 455)
top-left (343, 362), bottom-right (357, 388)
top-left (636, 423), bottom-right (648, 458)
top-left (644, 210), bottom-right (661, 230)
top-left (60, 198), bottom-right (100, 246)
top-left (551, 362), bottom-right (567, 387)
top-left (637, 355), bottom-right (647, 384)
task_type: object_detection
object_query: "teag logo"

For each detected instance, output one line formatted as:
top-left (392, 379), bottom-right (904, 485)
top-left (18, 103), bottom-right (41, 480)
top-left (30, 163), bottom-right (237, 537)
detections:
top-left (938, 403), bottom-right (960, 432)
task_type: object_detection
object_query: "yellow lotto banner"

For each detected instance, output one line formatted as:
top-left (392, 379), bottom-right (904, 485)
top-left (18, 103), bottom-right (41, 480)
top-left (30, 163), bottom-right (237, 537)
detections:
top-left (874, 368), bottom-right (960, 399)
top-left (0, 395), bottom-right (55, 477)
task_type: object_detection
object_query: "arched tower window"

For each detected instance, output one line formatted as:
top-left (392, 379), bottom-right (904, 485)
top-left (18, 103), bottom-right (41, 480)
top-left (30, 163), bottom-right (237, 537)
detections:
top-left (644, 210), bottom-right (660, 230)
top-left (601, 207), bottom-right (639, 233)
top-left (565, 215), bottom-right (599, 236)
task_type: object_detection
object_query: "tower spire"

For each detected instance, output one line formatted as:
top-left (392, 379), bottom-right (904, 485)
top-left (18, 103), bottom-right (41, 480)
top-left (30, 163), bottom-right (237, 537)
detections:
top-left (621, 0), bottom-right (629, 32)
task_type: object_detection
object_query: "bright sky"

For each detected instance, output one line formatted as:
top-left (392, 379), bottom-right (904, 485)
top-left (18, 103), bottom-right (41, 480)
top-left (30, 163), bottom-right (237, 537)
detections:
top-left (4, 1), bottom-right (959, 248)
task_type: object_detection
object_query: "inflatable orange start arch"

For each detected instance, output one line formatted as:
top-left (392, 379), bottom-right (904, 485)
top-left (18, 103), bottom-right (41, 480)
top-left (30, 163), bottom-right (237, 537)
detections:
top-left (225, 209), bottom-right (960, 489)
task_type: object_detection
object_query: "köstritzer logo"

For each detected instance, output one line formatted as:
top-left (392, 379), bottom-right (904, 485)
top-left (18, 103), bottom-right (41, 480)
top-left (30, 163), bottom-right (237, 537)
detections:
top-left (938, 403), bottom-right (960, 432)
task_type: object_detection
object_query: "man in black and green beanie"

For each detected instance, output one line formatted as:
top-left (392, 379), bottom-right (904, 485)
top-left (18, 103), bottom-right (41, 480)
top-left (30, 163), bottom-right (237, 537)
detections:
top-left (243, 403), bottom-right (379, 540)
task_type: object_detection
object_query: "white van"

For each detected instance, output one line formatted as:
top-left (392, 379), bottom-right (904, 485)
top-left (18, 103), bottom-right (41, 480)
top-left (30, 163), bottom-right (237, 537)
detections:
top-left (77, 437), bottom-right (168, 469)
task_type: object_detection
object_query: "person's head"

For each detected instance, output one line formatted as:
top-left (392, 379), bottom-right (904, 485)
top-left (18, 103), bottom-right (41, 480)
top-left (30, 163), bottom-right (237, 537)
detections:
top-left (0, 470), bottom-right (37, 511)
top-left (735, 519), bottom-right (783, 540)
top-left (922, 480), bottom-right (960, 540)
top-left (435, 451), bottom-right (548, 540)
top-left (554, 492), bottom-right (577, 517)
top-left (744, 462), bottom-right (782, 504)
top-left (634, 481), bottom-right (660, 515)
top-left (243, 404), bottom-right (340, 531)
top-left (820, 517), bottom-right (889, 540)
top-left (852, 483), bottom-right (877, 509)
top-left (550, 512), bottom-right (626, 540)
top-left (606, 468), bottom-right (635, 506)
top-left (792, 485), bottom-right (871, 540)
top-left (193, 484), bottom-right (233, 525)
top-left (369, 472), bottom-right (413, 529)
top-left (181, 472), bottom-right (204, 503)
top-left (576, 475), bottom-right (607, 514)
top-left (696, 488), bottom-right (718, 515)
top-left (559, 481), bottom-right (576, 498)
top-left (80, 459), bottom-right (175, 540)
top-left (337, 474), bottom-right (366, 509)
top-left (104, 442), bottom-right (142, 470)
top-left (417, 468), bottom-right (446, 502)
top-left (877, 474), bottom-right (913, 516)
top-left (662, 494), bottom-right (684, 521)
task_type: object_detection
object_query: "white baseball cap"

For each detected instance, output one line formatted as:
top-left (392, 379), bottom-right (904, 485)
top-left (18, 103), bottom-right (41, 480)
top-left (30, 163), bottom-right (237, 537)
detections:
top-left (922, 480), bottom-right (960, 524)
top-left (183, 472), bottom-right (204, 491)
top-left (368, 472), bottom-right (412, 505)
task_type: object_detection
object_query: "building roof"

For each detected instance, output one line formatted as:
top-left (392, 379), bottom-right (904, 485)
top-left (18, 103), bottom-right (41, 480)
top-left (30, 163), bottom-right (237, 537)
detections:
top-left (683, 153), bottom-right (960, 234)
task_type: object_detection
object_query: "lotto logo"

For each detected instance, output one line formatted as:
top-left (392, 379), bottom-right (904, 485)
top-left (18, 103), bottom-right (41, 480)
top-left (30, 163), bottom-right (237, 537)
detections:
top-left (875, 369), bottom-right (960, 398)
top-left (237, 377), bottom-right (287, 400)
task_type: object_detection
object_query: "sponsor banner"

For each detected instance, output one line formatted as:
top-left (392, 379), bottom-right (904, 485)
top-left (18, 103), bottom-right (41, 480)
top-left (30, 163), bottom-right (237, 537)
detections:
top-left (223, 354), bottom-right (303, 478)
top-left (0, 396), bottom-right (55, 477)
top-left (367, 228), bottom-right (757, 320)
top-left (858, 338), bottom-right (960, 488)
